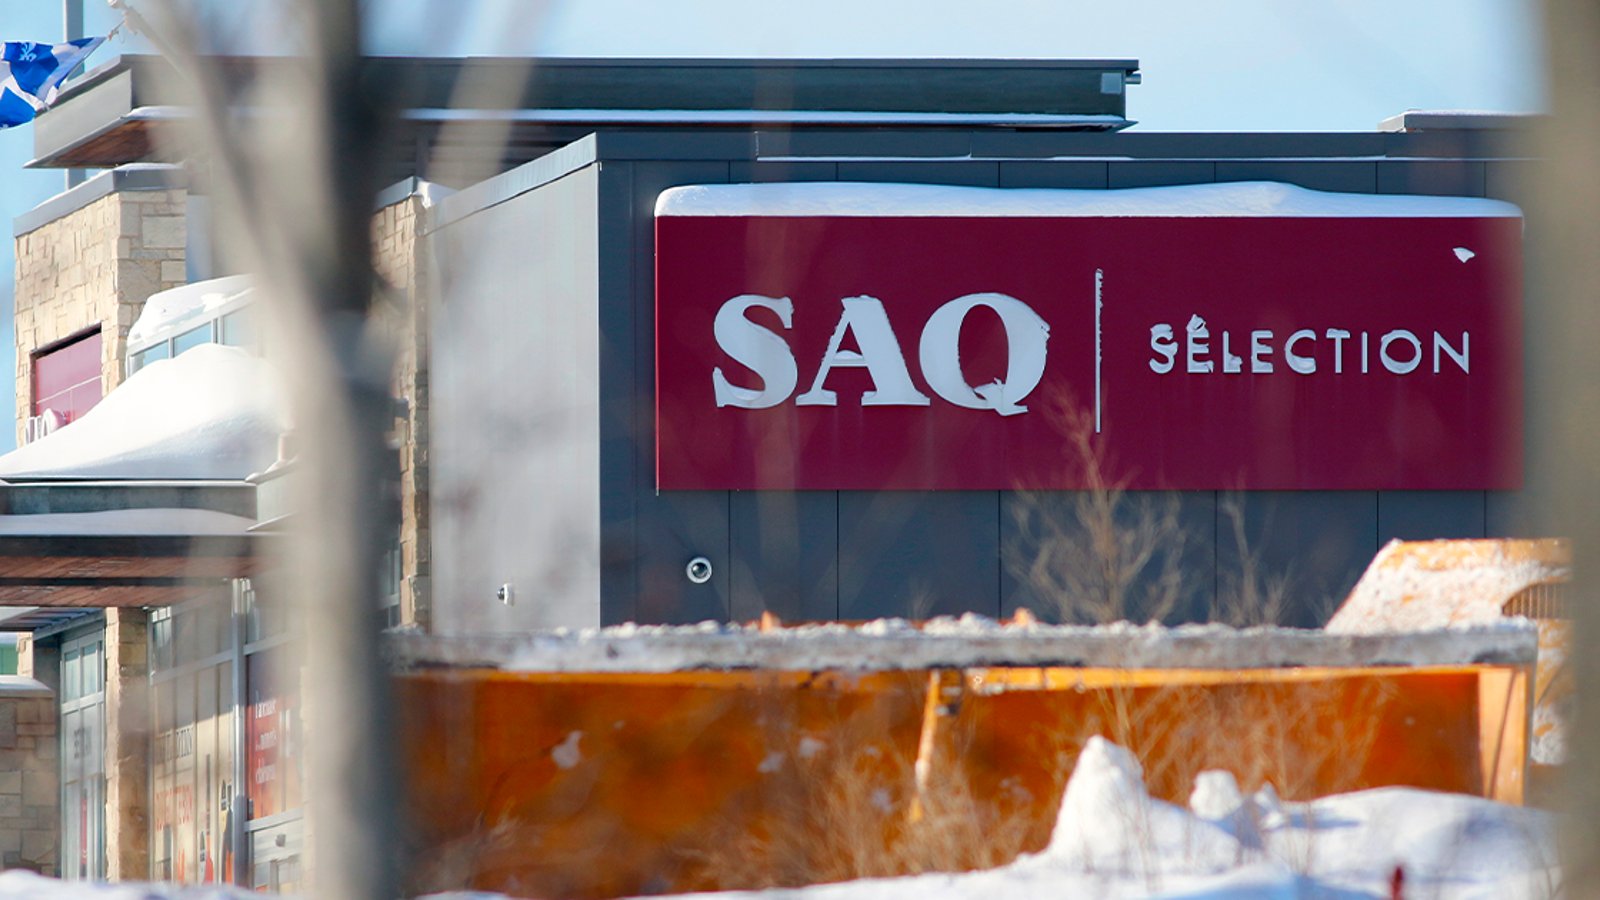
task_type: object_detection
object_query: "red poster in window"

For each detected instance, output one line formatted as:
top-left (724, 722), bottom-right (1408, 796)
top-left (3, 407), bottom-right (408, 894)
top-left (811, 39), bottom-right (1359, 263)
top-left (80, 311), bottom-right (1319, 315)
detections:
top-left (655, 184), bottom-right (1523, 491)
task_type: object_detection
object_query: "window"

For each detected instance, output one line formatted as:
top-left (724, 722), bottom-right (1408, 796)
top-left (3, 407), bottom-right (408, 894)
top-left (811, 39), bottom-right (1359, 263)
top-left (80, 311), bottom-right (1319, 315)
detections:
top-left (60, 634), bottom-right (106, 882)
top-left (172, 324), bottom-right (214, 358)
top-left (129, 343), bottom-right (171, 375)
top-left (32, 330), bottom-right (103, 433)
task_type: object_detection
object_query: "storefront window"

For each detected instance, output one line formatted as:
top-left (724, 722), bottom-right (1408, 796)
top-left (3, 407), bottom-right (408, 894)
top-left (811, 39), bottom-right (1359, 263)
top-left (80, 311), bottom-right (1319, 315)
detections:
top-left (149, 580), bottom-right (302, 890)
top-left (149, 596), bottom-right (238, 885)
top-left (60, 633), bottom-right (106, 882)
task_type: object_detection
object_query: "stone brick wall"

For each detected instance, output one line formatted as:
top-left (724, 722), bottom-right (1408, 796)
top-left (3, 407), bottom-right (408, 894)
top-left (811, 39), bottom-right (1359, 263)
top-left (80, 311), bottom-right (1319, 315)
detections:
top-left (0, 680), bottom-right (58, 875)
top-left (103, 609), bottom-right (149, 880)
top-left (12, 187), bottom-right (187, 444)
top-left (372, 194), bottom-right (431, 630)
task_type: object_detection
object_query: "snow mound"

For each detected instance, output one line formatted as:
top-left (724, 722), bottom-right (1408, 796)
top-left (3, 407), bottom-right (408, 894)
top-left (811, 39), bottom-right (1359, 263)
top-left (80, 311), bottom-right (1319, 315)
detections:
top-left (0, 344), bottom-right (287, 481)
top-left (0, 870), bottom-right (255, 899)
top-left (592, 738), bottom-right (1557, 900)
top-left (656, 181), bottom-right (1523, 219)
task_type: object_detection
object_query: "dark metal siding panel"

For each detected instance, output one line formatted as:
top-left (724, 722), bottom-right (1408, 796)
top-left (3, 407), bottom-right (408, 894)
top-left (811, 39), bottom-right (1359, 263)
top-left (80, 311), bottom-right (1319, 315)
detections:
top-left (834, 160), bottom-right (999, 186)
top-left (1001, 490), bottom-right (1216, 623)
top-left (730, 492), bottom-right (839, 621)
top-left (598, 162), bottom-right (641, 625)
top-left (1214, 160), bottom-right (1377, 193)
top-left (1485, 160), bottom-right (1536, 204)
top-left (1107, 161), bottom-right (1216, 188)
top-left (838, 491), bottom-right (1000, 620)
top-left (1377, 492), bottom-right (1487, 543)
top-left (1216, 492), bottom-right (1377, 627)
top-left (727, 161), bottom-right (840, 183)
top-left (756, 130), bottom-right (973, 159)
top-left (1486, 492), bottom-right (1538, 538)
top-left (631, 160), bottom-right (734, 624)
top-left (997, 161), bottom-right (1109, 189)
top-left (1377, 160), bottom-right (1487, 197)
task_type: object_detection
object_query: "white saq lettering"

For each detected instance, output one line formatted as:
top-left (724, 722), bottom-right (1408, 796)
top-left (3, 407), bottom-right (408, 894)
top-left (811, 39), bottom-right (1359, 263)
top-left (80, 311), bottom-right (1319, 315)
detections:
top-left (712, 292), bottom-right (1049, 416)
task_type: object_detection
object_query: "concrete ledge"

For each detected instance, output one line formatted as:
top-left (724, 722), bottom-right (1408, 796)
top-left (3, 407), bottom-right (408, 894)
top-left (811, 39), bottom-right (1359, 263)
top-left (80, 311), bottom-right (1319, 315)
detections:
top-left (0, 676), bottom-right (52, 699)
top-left (386, 620), bottom-right (1538, 673)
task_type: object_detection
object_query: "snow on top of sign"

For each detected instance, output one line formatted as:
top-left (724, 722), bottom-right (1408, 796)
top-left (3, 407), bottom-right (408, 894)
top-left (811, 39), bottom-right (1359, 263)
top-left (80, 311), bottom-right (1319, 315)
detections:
top-left (127, 274), bottom-right (253, 346)
top-left (0, 344), bottom-right (287, 481)
top-left (655, 180), bottom-right (1524, 219)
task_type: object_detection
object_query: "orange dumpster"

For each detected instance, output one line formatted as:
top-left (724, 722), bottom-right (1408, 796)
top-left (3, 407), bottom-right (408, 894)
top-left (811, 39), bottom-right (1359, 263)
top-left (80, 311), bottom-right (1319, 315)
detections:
top-left (388, 622), bottom-right (1536, 898)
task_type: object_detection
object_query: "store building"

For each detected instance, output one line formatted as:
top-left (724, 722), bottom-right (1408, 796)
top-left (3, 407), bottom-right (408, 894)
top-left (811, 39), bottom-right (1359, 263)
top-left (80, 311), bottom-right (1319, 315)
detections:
top-left (2, 51), bottom-right (1534, 886)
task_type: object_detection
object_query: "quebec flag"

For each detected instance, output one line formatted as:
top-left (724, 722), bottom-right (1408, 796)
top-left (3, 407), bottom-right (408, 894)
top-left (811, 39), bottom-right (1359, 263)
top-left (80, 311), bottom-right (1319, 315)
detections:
top-left (1, 37), bottom-right (106, 129)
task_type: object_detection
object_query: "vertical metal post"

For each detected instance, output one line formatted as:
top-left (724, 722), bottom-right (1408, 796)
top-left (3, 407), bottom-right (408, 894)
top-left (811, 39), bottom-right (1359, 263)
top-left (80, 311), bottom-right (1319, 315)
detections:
top-left (230, 580), bottom-right (250, 886)
top-left (61, 0), bottom-right (86, 189)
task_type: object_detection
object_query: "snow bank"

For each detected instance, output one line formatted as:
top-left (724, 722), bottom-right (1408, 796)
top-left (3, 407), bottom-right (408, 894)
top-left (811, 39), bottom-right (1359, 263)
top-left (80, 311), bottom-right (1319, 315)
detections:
top-left (656, 181), bottom-right (1524, 219)
top-left (0, 344), bottom-right (287, 481)
top-left (597, 736), bottom-right (1556, 900)
top-left (0, 870), bottom-right (254, 899)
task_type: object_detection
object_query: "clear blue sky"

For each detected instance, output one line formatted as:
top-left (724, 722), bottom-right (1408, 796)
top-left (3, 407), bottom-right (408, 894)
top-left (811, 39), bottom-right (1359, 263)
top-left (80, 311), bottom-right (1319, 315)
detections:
top-left (0, 0), bottom-right (1546, 452)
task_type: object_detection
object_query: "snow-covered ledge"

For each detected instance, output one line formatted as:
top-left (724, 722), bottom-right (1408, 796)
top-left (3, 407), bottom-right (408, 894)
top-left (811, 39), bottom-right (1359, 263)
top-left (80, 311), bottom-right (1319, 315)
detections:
top-left (385, 617), bottom-right (1537, 674)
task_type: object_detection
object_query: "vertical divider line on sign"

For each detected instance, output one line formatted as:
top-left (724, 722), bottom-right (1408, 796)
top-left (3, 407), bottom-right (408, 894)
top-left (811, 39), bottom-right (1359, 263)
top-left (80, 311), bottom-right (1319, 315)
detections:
top-left (1095, 268), bottom-right (1104, 434)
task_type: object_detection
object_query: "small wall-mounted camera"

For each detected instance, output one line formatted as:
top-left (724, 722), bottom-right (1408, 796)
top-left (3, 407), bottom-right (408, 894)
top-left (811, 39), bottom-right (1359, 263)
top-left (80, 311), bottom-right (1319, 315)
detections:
top-left (684, 556), bottom-right (713, 585)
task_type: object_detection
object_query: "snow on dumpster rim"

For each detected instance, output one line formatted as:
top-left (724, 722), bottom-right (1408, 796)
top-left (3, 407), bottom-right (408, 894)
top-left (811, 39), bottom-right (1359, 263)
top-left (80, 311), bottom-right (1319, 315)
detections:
top-left (655, 180), bottom-right (1525, 218)
top-left (386, 615), bottom-right (1538, 674)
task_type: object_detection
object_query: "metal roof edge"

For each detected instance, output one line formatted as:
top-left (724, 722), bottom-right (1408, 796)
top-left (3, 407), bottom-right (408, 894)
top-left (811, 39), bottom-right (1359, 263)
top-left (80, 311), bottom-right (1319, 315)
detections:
top-left (13, 164), bottom-right (186, 237)
top-left (424, 133), bottom-right (601, 232)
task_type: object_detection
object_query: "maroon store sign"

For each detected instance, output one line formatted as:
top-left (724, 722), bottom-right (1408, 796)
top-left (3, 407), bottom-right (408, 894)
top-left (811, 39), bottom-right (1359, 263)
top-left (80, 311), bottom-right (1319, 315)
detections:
top-left (655, 183), bottom-right (1523, 491)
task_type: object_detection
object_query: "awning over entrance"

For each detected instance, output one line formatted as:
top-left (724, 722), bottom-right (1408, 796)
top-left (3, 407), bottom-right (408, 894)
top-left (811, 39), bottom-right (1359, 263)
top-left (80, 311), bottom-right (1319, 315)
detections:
top-left (0, 507), bottom-right (259, 608)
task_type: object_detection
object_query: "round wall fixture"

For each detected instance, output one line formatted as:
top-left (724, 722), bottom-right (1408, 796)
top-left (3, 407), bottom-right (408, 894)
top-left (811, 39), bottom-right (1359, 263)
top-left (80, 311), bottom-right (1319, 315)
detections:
top-left (685, 556), bottom-right (713, 584)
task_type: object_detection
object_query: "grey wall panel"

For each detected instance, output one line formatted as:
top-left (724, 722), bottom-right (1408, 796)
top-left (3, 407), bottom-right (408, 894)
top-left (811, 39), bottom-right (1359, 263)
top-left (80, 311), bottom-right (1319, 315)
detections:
top-left (998, 161), bottom-right (1109, 189)
top-left (835, 160), bottom-right (999, 187)
top-left (1107, 161), bottom-right (1216, 188)
top-left (1214, 161), bottom-right (1376, 193)
top-left (1377, 160), bottom-right (1487, 197)
top-left (838, 492), bottom-right (999, 620)
top-left (1001, 490), bottom-right (1216, 624)
top-left (730, 491), bottom-right (839, 622)
top-left (430, 164), bottom-right (603, 633)
top-left (1377, 491), bottom-right (1486, 543)
top-left (631, 160), bottom-right (734, 623)
top-left (727, 161), bottom-right (840, 183)
top-left (1215, 492), bottom-right (1377, 627)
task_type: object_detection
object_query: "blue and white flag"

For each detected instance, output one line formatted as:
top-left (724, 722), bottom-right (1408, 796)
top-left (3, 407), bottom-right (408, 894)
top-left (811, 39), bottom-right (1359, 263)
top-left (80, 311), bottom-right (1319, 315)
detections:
top-left (0, 37), bottom-right (107, 129)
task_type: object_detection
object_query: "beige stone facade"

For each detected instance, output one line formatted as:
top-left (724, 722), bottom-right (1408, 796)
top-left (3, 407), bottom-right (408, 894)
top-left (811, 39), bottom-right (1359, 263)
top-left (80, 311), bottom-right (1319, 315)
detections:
top-left (0, 681), bottom-right (59, 875)
top-left (372, 193), bottom-right (432, 630)
top-left (12, 187), bottom-right (187, 444)
top-left (9, 176), bottom-right (434, 883)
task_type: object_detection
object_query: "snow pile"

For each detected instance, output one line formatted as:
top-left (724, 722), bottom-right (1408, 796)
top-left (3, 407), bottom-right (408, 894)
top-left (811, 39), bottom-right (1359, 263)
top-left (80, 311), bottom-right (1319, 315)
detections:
top-left (126, 275), bottom-right (252, 347)
top-left (656, 180), bottom-right (1524, 219)
top-left (605, 736), bottom-right (1558, 900)
top-left (1327, 539), bottom-right (1570, 634)
top-left (0, 344), bottom-right (288, 481)
top-left (0, 871), bottom-right (254, 899)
